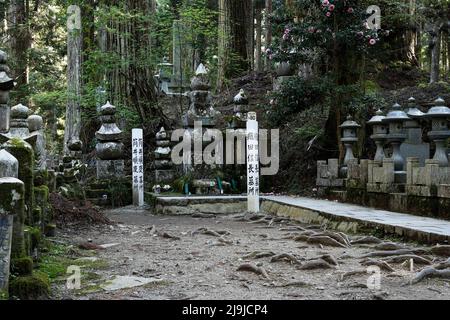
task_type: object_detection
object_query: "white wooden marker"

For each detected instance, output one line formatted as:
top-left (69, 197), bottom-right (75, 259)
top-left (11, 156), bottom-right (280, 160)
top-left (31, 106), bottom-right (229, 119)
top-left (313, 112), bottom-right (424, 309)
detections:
top-left (132, 128), bottom-right (144, 206)
top-left (246, 112), bottom-right (260, 213)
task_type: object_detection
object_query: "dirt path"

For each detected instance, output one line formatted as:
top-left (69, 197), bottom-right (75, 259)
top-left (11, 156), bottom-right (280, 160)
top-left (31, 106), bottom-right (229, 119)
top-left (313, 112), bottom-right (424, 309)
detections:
top-left (51, 207), bottom-right (450, 300)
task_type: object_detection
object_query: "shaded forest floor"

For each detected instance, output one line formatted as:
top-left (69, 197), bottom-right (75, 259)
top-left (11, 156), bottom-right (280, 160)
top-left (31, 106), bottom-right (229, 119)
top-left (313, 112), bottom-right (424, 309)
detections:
top-left (49, 207), bottom-right (450, 300)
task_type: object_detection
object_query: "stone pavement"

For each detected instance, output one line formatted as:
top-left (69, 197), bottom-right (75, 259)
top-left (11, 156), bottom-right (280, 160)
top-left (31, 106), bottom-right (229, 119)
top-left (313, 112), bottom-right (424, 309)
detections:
top-left (262, 196), bottom-right (450, 242)
top-left (152, 194), bottom-right (450, 243)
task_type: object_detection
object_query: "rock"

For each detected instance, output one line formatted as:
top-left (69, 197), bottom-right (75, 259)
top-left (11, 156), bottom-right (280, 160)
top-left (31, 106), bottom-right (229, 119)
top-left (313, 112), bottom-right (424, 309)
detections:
top-left (100, 276), bottom-right (165, 292)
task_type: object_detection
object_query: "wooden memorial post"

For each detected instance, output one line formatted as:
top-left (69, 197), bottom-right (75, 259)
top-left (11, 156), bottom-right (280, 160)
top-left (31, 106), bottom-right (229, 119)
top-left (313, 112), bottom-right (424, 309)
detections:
top-left (246, 112), bottom-right (260, 212)
top-left (132, 129), bottom-right (144, 207)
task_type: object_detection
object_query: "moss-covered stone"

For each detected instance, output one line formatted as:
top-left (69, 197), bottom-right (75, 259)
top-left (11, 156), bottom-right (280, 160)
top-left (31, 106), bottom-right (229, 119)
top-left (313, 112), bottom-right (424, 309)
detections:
top-left (11, 257), bottom-right (33, 276)
top-left (34, 169), bottom-right (48, 187)
top-left (34, 185), bottom-right (49, 225)
top-left (24, 226), bottom-right (41, 253)
top-left (0, 177), bottom-right (26, 258)
top-left (4, 138), bottom-right (35, 225)
top-left (9, 271), bottom-right (50, 300)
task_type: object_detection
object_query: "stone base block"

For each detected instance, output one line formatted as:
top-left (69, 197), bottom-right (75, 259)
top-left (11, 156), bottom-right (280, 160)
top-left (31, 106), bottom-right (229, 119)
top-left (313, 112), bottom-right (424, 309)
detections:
top-left (438, 185), bottom-right (450, 199)
top-left (155, 170), bottom-right (175, 184)
top-left (96, 160), bottom-right (124, 180)
top-left (316, 177), bottom-right (344, 187)
top-left (406, 185), bottom-right (435, 197)
top-left (367, 183), bottom-right (405, 194)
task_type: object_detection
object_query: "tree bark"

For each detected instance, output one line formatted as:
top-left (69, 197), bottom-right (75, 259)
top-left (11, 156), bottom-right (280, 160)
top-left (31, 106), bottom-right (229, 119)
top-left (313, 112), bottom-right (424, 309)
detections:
top-left (255, 7), bottom-right (262, 72)
top-left (264, 0), bottom-right (272, 70)
top-left (64, 4), bottom-right (83, 154)
top-left (217, 0), bottom-right (253, 91)
top-left (429, 22), bottom-right (442, 84)
top-left (7, 0), bottom-right (30, 102)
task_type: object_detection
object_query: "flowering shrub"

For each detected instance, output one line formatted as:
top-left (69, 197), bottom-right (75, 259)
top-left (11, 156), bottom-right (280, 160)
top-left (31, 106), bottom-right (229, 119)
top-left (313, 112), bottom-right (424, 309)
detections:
top-left (267, 0), bottom-right (386, 64)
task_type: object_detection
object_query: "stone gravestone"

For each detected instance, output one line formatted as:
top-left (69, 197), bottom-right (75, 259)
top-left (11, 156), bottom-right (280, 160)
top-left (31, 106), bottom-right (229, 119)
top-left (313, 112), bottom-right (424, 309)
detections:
top-left (0, 150), bottom-right (24, 295)
top-left (27, 115), bottom-right (47, 171)
top-left (247, 112), bottom-right (260, 213)
top-left (132, 129), bottom-right (144, 206)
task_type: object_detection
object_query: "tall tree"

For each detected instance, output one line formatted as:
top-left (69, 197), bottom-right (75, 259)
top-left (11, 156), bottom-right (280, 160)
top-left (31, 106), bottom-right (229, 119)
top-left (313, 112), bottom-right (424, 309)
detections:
top-left (7, 0), bottom-right (31, 102)
top-left (217, 0), bottom-right (253, 91)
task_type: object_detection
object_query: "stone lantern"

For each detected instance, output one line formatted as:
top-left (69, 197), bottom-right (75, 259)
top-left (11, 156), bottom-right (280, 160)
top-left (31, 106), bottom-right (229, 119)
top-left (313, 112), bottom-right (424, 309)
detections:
top-left (0, 50), bottom-right (15, 133)
top-left (339, 115), bottom-right (361, 176)
top-left (156, 57), bottom-right (174, 95)
top-left (423, 97), bottom-right (450, 167)
top-left (367, 109), bottom-right (387, 162)
top-left (382, 103), bottom-right (409, 180)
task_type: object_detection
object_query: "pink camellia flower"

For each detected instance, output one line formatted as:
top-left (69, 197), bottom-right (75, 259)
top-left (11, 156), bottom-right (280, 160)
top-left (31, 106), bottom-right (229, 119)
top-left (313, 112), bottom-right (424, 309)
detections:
top-left (328, 4), bottom-right (335, 11)
top-left (347, 7), bottom-right (354, 13)
top-left (369, 38), bottom-right (376, 45)
top-left (326, 12), bottom-right (331, 17)
top-left (322, 0), bottom-right (329, 6)
top-left (356, 31), bottom-right (364, 38)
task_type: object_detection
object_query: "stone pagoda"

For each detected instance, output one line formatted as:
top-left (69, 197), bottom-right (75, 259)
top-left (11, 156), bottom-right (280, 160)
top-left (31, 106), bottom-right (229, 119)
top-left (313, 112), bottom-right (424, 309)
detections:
top-left (95, 101), bottom-right (124, 179)
top-left (155, 127), bottom-right (174, 183)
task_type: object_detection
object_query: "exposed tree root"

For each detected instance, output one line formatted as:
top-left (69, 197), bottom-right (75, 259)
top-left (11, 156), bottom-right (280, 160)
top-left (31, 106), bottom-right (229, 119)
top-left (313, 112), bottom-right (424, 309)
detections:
top-left (307, 236), bottom-right (347, 248)
top-left (148, 225), bottom-right (180, 240)
top-left (242, 251), bottom-right (276, 259)
top-left (383, 255), bottom-right (432, 265)
top-left (279, 226), bottom-right (306, 232)
top-left (297, 258), bottom-right (335, 270)
top-left (430, 245), bottom-right (450, 257)
top-left (361, 249), bottom-right (416, 258)
top-left (78, 242), bottom-right (105, 251)
top-left (339, 270), bottom-right (367, 281)
top-left (192, 213), bottom-right (216, 218)
top-left (158, 232), bottom-right (181, 240)
top-left (192, 227), bottom-right (230, 237)
top-left (270, 253), bottom-right (303, 265)
top-left (314, 254), bottom-right (339, 266)
top-left (350, 236), bottom-right (382, 245)
top-left (435, 258), bottom-right (450, 270)
top-left (410, 267), bottom-right (450, 285)
top-left (217, 237), bottom-right (233, 245)
top-left (318, 231), bottom-right (351, 247)
top-left (374, 242), bottom-right (406, 251)
top-left (360, 258), bottom-right (395, 272)
top-left (272, 280), bottom-right (311, 288)
top-left (237, 263), bottom-right (270, 279)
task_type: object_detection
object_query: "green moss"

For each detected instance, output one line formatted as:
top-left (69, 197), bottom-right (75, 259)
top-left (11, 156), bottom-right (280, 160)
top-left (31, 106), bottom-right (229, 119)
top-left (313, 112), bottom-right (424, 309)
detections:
top-left (24, 226), bottom-right (41, 252)
top-left (32, 207), bottom-right (42, 225)
top-left (0, 289), bottom-right (8, 300)
top-left (11, 256), bottom-right (33, 276)
top-left (9, 271), bottom-right (50, 300)
top-left (34, 170), bottom-right (49, 187)
top-left (0, 180), bottom-right (26, 259)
